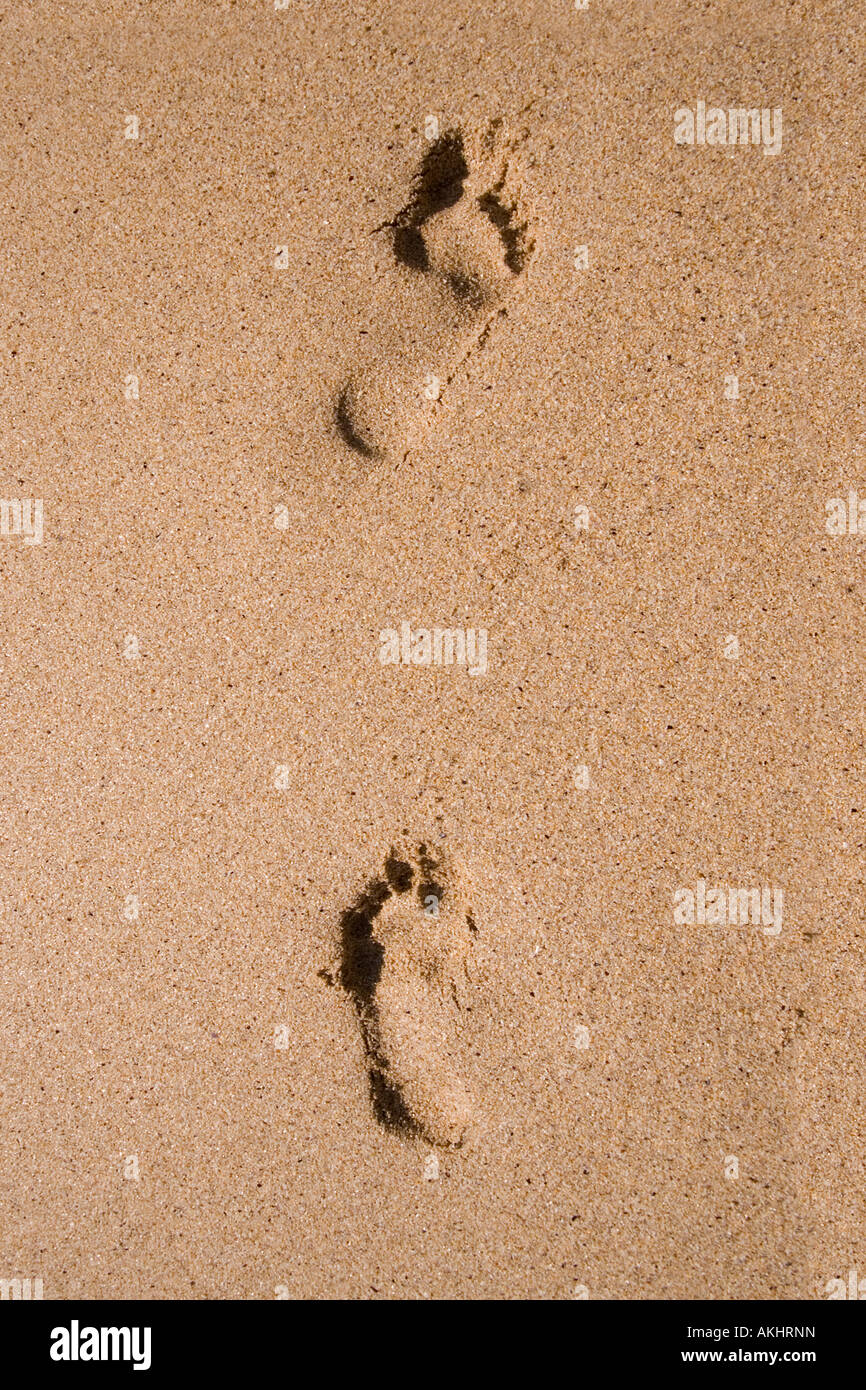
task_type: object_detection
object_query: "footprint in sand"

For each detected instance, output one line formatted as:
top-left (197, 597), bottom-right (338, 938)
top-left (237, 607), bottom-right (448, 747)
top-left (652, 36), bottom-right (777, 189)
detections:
top-left (325, 841), bottom-right (478, 1147)
top-left (335, 120), bottom-right (535, 462)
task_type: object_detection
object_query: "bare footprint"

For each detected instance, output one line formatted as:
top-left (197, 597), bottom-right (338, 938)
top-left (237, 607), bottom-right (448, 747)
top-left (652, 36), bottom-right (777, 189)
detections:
top-left (335, 121), bottom-right (535, 462)
top-left (325, 842), bottom-right (478, 1147)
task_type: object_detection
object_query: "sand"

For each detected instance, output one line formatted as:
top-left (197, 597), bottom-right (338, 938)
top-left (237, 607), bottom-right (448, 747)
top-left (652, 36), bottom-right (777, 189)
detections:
top-left (0, 0), bottom-right (863, 1299)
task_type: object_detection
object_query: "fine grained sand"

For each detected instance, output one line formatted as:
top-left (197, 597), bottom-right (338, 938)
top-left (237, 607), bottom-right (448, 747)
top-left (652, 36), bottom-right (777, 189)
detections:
top-left (0, 0), bottom-right (863, 1299)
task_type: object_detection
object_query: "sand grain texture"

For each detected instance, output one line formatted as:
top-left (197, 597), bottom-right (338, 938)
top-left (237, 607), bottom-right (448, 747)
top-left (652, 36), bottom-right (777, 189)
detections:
top-left (0, 0), bottom-right (863, 1299)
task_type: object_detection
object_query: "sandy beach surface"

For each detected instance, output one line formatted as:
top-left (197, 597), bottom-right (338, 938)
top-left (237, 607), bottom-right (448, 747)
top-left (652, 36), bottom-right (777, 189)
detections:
top-left (0, 0), bottom-right (863, 1298)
